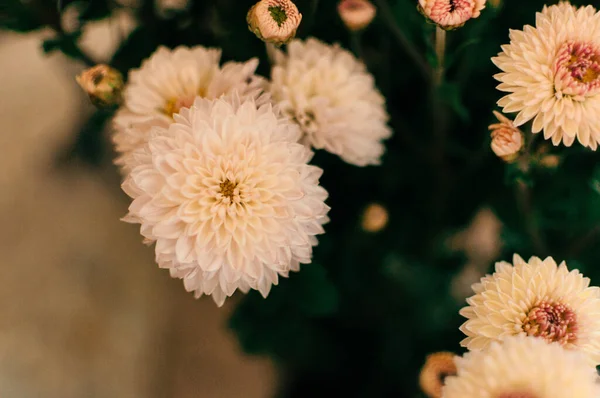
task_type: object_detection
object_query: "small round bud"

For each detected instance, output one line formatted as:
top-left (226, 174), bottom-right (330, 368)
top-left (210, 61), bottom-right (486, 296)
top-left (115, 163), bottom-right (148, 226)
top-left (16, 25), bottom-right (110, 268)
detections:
top-left (489, 111), bottom-right (523, 163)
top-left (417, 0), bottom-right (486, 30)
top-left (538, 154), bottom-right (561, 169)
top-left (361, 203), bottom-right (388, 233)
top-left (247, 0), bottom-right (302, 46)
top-left (419, 352), bottom-right (457, 398)
top-left (337, 0), bottom-right (376, 32)
top-left (76, 64), bottom-right (124, 108)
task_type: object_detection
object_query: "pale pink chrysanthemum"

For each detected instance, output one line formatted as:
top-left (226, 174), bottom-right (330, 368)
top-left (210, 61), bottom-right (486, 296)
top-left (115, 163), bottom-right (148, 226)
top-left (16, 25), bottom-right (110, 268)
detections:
top-left (443, 335), bottom-right (600, 398)
top-left (337, 0), bottom-right (376, 31)
top-left (493, 3), bottom-right (600, 149)
top-left (270, 38), bottom-right (391, 166)
top-left (112, 45), bottom-right (267, 172)
top-left (418, 0), bottom-right (486, 30)
top-left (459, 254), bottom-right (600, 366)
top-left (121, 93), bottom-right (330, 306)
top-left (489, 111), bottom-right (523, 162)
top-left (247, 0), bottom-right (302, 46)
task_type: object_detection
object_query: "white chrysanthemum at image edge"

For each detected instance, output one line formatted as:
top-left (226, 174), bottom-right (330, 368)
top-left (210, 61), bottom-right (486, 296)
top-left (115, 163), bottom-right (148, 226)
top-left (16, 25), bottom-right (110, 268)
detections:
top-left (112, 45), bottom-right (268, 171)
top-left (493, 3), bottom-right (600, 149)
top-left (459, 254), bottom-right (600, 365)
top-left (271, 38), bottom-right (392, 166)
top-left (443, 335), bottom-right (599, 398)
top-left (122, 94), bottom-right (330, 306)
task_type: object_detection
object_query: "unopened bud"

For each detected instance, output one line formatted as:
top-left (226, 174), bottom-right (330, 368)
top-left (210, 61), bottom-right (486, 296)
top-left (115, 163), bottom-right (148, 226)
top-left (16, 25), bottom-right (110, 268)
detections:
top-left (76, 64), bottom-right (124, 108)
top-left (538, 154), bottom-right (561, 169)
top-left (489, 111), bottom-right (523, 163)
top-left (361, 203), bottom-right (388, 233)
top-left (338, 0), bottom-right (376, 31)
top-left (418, 0), bottom-right (486, 30)
top-left (247, 0), bottom-right (302, 46)
top-left (419, 352), bottom-right (457, 398)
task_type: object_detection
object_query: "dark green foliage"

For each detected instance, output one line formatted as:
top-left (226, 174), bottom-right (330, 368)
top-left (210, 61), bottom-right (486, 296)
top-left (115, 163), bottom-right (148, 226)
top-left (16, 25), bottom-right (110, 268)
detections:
top-left (11, 0), bottom-right (600, 396)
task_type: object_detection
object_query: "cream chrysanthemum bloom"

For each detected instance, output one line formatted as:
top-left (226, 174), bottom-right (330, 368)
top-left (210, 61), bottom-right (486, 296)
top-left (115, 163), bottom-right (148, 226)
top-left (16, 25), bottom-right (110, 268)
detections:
top-left (122, 93), bottom-right (330, 306)
top-left (270, 38), bottom-right (392, 166)
top-left (113, 45), bottom-right (267, 171)
top-left (493, 3), bottom-right (600, 149)
top-left (443, 335), bottom-right (599, 398)
top-left (459, 254), bottom-right (600, 365)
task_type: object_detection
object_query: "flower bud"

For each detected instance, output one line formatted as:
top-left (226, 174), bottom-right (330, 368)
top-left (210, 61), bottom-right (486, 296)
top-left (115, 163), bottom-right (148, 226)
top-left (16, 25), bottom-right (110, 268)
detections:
top-left (247, 0), bottom-right (302, 46)
top-left (361, 203), bottom-right (388, 233)
top-left (419, 352), bottom-right (457, 398)
top-left (489, 111), bottom-right (523, 162)
top-left (76, 64), bottom-right (124, 108)
top-left (538, 154), bottom-right (561, 169)
top-left (418, 0), bottom-right (486, 30)
top-left (337, 0), bottom-right (376, 31)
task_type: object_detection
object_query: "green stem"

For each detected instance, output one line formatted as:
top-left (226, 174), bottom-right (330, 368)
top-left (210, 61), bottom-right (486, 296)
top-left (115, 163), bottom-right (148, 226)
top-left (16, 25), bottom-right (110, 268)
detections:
top-left (350, 31), bottom-right (364, 61)
top-left (433, 26), bottom-right (446, 86)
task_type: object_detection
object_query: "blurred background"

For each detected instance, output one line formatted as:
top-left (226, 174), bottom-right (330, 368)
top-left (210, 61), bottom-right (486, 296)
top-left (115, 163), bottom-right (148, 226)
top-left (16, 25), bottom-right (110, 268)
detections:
top-left (3, 0), bottom-right (600, 397)
top-left (0, 24), bottom-right (275, 398)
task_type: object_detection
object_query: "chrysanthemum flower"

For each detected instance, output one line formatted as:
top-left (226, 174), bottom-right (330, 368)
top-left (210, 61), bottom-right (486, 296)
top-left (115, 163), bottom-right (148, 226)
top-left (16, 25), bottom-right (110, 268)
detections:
top-left (112, 45), bottom-right (267, 171)
top-left (419, 352), bottom-right (457, 398)
top-left (459, 254), bottom-right (600, 365)
top-left (247, 0), bottom-right (302, 46)
top-left (418, 0), bottom-right (486, 30)
top-left (489, 110), bottom-right (523, 162)
top-left (270, 38), bottom-right (392, 166)
top-left (121, 94), bottom-right (330, 306)
top-left (493, 3), bottom-right (600, 149)
top-left (443, 335), bottom-right (599, 398)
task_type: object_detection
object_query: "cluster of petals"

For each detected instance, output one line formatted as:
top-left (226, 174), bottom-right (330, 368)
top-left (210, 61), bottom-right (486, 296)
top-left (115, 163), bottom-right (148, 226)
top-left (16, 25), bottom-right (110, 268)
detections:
top-left (112, 45), bottom-right (267, 172)
top-left (270, 38), bottom-right (391, 166)
top-left (493, 3), bottom-right (600, 149)
top-left (121, 94), bottom-right (330, 306)
top-left (443, 335), bottom-right (600, 398)
top-left (459, 254), bottom-right (600, 366)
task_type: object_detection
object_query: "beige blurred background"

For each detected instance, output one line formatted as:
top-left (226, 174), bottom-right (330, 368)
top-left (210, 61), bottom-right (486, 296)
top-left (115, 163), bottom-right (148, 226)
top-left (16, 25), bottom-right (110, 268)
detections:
top-left (0, 17), bottom-right (275, 398)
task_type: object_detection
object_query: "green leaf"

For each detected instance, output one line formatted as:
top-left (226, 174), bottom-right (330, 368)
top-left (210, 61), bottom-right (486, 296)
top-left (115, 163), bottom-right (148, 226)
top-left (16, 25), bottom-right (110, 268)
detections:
top-left (42, 32), bottom-right (83, 59)
top-left (438, 82), bottom-right (470, 122)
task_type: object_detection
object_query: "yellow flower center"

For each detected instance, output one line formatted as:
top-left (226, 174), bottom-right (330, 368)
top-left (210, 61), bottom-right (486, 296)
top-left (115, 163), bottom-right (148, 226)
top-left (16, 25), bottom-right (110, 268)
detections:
top-left (163, 95), bottom-right (196, 118)
top-left (219, 179), bottom-right (237, 201)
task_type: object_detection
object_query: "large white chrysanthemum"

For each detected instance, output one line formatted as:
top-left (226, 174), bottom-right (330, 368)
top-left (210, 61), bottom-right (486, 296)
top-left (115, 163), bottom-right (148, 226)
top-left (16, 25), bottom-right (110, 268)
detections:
top-left (459, 254), bottom-right (600, 365)
top-left (270, 38), bottom-right (392, 166)
top-left (492, 3), bottom-right (600, 149)
top-left (122, 94), bottom-right (330, 306)
top-left (113, 45), bottom-right (267, 171)
top-left (443, 335), bottom-right (599, 398)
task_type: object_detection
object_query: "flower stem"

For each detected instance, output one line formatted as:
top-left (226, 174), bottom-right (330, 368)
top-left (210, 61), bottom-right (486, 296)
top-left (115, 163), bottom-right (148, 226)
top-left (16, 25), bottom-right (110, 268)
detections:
top-left (427, 26), bottom-right (450, 244)
top-left (515, 180), bottom-right (547, 254)
top-left (434, 26), bottom-right (446, 86)
top-left (350, 31), bottom-right (365, 61)
top-left (373, 0), bottom-right (430, 79)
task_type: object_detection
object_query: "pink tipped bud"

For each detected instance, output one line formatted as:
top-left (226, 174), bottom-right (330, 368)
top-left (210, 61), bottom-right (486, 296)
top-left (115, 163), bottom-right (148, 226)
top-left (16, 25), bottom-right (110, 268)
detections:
top-left (247, 0), bottom-right (302, 46)
top-left (338, 0), bottom-right (376, 31)
top-left (76, 64), bottom-right (124, 108)
top-left (489, 111), bottom-right (524, 163)
top-left (418, 0), bottom-right (486, 30)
